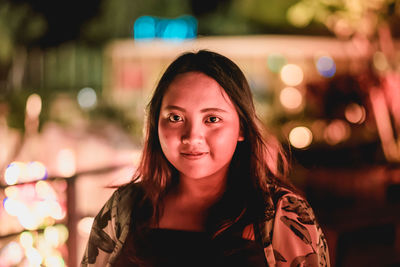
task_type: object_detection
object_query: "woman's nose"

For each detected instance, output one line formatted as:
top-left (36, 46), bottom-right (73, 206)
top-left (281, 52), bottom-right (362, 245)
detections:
top-left (181, 121), bottom-right (204, 145)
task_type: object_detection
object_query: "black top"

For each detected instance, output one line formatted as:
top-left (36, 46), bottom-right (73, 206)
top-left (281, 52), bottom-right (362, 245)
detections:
top-left (113, 228), bottom-right (267, 267)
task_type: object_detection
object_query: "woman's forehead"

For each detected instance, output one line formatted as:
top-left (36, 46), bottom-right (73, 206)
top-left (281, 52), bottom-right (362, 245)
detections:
top-left (161, 72), bottom-right (236, 112)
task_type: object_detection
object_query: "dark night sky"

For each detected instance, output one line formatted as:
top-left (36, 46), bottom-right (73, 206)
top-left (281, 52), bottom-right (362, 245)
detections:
top-left (12, 0), bottom-right (400, 47)
top-left (14, 0), bottom-right (232, 47)
top-left (15, 0), bottom-right (102, 46)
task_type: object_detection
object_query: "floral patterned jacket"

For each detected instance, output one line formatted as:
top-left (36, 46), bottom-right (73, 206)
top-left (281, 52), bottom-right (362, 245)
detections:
top-left (81, 182), bottom-right (330, 267)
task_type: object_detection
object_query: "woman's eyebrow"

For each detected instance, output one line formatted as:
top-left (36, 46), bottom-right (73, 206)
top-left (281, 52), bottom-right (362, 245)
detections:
top-left (163, 105), bottom-right (228, 113)
top-left (200, 108), bottom-right (228, 113)
top-left (163, 105), bottom-right (185, 112)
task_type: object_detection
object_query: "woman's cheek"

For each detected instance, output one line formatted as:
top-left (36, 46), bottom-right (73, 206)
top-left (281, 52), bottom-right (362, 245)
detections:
top-left (211, 127), bottom-right (239, 146)
top-left (158, 122), bottom-right (170, 147)
top-left (159, 124), bottom-right (179, 147)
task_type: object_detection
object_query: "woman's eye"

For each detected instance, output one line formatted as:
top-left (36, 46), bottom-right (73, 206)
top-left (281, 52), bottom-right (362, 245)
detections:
top-left (206, 116), bottom-right (221, 123)
top-left (168, 114), bottom-right (183, 122)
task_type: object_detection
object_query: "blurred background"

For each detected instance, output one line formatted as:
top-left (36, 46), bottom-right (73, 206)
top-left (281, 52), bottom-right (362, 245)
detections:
top-left (1, 0), bottom-right (400, 266)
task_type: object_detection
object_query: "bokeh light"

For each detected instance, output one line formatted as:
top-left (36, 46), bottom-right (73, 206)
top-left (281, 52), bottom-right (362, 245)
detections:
top-left (36, 180), bottom-right (57, 200)
top-left (324, 120), bottom-right (351, 145)
top-left (45, 255), bottom-right (65, 267)
top-left (20, 231), bottom-right (34, 249)
top-left (134, 15), bottom-right (197, 41)
top-left (310, 119), bottom-right (328, 142)
top-left (44, 226), bottom-right (60, 247)
top-left (57, 149), bottom-right (76, 177)
top-left (0, 242), bottom-right (24, 266)
top-left (4, 161), bottom-right (48, 185)
top-left (345, 103), bottom-right (366, 124)
top-left (316, 55), bottom-right (336, 78)
top-left (78, 217), bottom-right (95, 236)
top-left (133, 16), bottom-right (156, 39)
top-left (286, 2), bottom-right (313, 28)
top-left (333, 19), bottom-right (354, 38)
top-left (3, 197), bottom-right (26, 216)
top-left (373, 51), bottom-right (389, 71)
top-left (267, 53), bottom-right (287, 73)
top-left (162, 20), bottom-right (188, 40)
top-left (26, 93), bottom-right (42, 119)
top-left (4, 185), bottom-right (19, 198)
top-left (77, 87), bottom-right (97, 110)
top-left (48, 201), bottom-right (65, 220)
top-left (4, 162), bottom-right (24, 185)
top-left (54, 224), bottom-right (69, 245)
top-left (27, 161), bottom-right (48, 181)
top-left (280, 64), bottom-right (304, 86)
top-left (18, 207), bottom-right (40, 230)
top-left (26, 247), bottom-right (43, 266)
top-left (289, 126), bottom-right (313, 149)
top-left (279, 87), bottom-right (304, 111)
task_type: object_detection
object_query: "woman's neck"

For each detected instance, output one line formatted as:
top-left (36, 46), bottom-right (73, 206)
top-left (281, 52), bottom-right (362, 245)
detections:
top-left (155, 171), bottom-right (228, 231)
top-left (175, 174), bottom-right (227, 210)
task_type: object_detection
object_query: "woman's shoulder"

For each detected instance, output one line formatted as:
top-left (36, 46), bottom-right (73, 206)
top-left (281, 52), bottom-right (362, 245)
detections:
top-left (260, 182), bottom-right (320, 245)
top-left (272, 186), bottom-right (318, 226)
top-left (267, 181), bottom-right (303, 206)
top-left (81, 181), bottom-right (145, 266)
top-left (116, 181), bottom-right (145, 202)
top-left (262, 183), bottom-right (330, 266)
top-left (111, 181), bottom-right (146, 217)
top-left (266, 183), bottom-right (318, 229)
top-left (98, 182), bottom-right (144, 213)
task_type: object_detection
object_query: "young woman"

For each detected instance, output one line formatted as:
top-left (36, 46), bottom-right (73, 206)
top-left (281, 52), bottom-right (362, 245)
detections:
top-left (81, 50), bottom-right (329, 266)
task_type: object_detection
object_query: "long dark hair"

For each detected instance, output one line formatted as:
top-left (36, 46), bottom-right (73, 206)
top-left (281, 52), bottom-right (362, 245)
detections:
top-left (131, 50), bottom-right (291, 235)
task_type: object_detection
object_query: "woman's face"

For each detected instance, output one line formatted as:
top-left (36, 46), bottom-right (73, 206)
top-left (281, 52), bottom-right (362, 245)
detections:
top-left (158, 72), bottom-right (243, 182)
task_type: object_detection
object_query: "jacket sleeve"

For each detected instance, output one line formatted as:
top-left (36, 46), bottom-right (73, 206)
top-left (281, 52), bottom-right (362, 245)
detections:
top-left (269, 193), bottom-right (330, 267)
top-left (81, 187), bottom-right (129, 267)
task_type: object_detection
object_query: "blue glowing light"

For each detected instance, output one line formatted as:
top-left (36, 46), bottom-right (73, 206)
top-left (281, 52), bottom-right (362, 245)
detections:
top-left (134, 15), bottom-right (197, 41)
top-left (163, 20), bottom-right (188, 40)
top-left (3, 197), bottom-right (8, 208)
top-left (134, 16), bottom-right (156, 40)
top-left (316, 56), bottom-right (336, 78)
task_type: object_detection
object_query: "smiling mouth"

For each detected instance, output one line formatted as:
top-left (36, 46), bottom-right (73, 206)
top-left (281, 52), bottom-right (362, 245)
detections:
top-left (180, 152), bottom-right (208, 160)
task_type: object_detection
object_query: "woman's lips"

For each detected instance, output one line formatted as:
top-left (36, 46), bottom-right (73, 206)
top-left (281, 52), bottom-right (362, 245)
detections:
top-left (180, 152), bottom-right (208, 160)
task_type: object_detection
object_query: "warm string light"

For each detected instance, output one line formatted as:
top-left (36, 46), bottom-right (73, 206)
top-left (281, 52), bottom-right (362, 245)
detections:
top-left (279, 87), bottom-right (304, 112)
top-left (324, 120), bottom-right (351, 145)
top-left (289, 126), bottom-right (313, 149)
top-left (0, 242), bottom-right (24, 266)
top-left (78, 217), bottom-right (95, 236)
top-left (4, 161), bottom-right (47, 185)
top-left (0, 225), bottom-right (67, 267)
top-left (280, 64), bottom-right (304, 86)
top-left (345, 103), bottom-right (366, 124)
top-left (1, 185), bottom-right (68, 265)
top-left (276, 53), bottom-right (356, 148)
top-left (56, 149), bottom-right (76, 177)
top-left (3, 179), bottom-right (66, 232)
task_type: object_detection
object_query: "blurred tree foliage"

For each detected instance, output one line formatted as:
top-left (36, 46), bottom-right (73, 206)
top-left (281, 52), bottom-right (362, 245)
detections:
top-left (0, 1), bottom-right (46, 87)
top-left (286, 0), bottom-right (400, 39)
